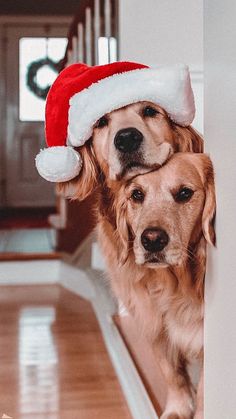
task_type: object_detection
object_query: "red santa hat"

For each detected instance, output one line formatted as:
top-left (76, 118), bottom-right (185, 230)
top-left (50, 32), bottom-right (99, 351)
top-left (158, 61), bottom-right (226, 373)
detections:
top-left (35, 61), bottom-right (195, 182)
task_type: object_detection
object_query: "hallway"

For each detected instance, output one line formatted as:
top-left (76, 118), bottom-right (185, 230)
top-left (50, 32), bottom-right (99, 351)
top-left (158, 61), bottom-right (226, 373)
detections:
top-left (0, 285), bottom-right (131, 419)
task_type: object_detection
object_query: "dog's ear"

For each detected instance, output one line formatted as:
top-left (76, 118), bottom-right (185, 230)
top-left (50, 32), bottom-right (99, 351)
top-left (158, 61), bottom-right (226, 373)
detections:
top-left (201, 157), bottom-right (216, 246)
top-left (115, 193), bottom-right (130, 265)
top-left (57, 141), bottom-right (99, 201)
top-left (174, 125), bottom-right (204, 153)
top-left (190, 236), bottom-right (207, 300)
top-left (192, 154), bottom-right (216, 246)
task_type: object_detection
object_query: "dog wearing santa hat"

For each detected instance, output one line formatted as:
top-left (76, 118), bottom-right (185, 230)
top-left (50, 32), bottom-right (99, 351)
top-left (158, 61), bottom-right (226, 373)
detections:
top-left (36, 61), bottom-right (203, 194)
top-left (36, 61), bottom-right (205, 419)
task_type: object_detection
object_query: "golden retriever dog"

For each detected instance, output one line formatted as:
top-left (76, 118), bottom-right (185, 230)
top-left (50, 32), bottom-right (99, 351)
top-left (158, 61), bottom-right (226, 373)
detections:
top-left (63, 101), bottom-right (203, 199)
top-left (59, 104), bottom-right (205, 417)
top-left (95, 153), bottom-right (216, 419)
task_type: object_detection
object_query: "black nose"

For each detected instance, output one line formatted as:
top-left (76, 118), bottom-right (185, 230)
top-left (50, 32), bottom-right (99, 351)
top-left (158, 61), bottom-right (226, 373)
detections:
top-left (114, 128), bottom-right (143, 153)
top-left (141, 228), bottom-right (169, 252)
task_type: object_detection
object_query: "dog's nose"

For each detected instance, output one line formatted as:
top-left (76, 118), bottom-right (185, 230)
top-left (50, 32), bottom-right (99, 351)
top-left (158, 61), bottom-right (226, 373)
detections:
top-left (141, 228), bottom-right (169, 252)
top-left (114, 128), bottom-right (143, 153)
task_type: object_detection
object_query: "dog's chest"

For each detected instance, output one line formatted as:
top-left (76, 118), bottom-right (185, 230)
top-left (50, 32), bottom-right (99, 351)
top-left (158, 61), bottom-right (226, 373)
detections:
top-left (142, 278), bottom-right (204, 358)
top-left (164, 298), bottom-right (203, 358)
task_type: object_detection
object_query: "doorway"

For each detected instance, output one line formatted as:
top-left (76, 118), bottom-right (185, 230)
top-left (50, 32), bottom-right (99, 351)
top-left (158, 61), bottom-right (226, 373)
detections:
top-left (4, 24), bottom-right (68, 207)
top-left (0, 20), bottom-right (69, 255)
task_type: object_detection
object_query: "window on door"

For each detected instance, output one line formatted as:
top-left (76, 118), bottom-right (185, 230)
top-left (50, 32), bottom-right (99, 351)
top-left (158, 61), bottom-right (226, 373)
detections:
top-left (19, 37), bottom-right (67, 122)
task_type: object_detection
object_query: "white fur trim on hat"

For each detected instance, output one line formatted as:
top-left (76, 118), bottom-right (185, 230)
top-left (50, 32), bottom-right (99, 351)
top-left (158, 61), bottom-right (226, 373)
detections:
top-left (35, 146), bottom-right (82, 182)
top-left (68, 64), bottom-right (195, 147)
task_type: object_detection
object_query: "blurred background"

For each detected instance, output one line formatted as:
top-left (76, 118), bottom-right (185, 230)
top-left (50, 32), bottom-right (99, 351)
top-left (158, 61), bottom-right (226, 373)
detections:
top-left (0, 1), bottom-right (203, 418)
top-left (0, 0), bottom-right (203, 258)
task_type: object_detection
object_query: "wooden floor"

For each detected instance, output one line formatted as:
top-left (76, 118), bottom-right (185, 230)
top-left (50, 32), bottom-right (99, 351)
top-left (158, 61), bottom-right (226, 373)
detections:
top-left (0, 285), bottom-right (131, 419)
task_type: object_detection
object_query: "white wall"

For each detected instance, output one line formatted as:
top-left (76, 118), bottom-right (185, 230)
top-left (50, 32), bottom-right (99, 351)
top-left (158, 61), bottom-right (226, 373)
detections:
top-left (119, 2), bottom-right (236, 416)
top-left (118, 0), bottom-right (203, 133)
top-left (204, 1), bottom-right (236, 418)
top-left (119, 0), bottom-right (203, 68)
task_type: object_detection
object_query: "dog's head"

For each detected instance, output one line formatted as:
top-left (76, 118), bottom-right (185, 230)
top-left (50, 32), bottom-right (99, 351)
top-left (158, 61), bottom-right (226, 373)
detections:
top-left (92, 101), bottom-right (177, 180)
top-left (115, 152), bottom-right (216, 268)
top-left (61, 102), bottom-right (203, 200)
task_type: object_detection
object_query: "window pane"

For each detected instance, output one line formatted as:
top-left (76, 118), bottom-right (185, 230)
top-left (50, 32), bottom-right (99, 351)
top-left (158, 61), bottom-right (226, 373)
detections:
top-left (19, 37), bottom-right (67, 122)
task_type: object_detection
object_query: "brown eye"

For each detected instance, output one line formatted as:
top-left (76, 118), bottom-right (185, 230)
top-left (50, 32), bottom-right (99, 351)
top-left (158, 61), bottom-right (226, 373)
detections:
top-left (131, 189), bottom-right (145, 203)
top-left (143, 106), bottom-right (159, 117)
top-left (95, 116), bottom-right (108, 128)
top-left (175, 187), bottom-right (194, 203)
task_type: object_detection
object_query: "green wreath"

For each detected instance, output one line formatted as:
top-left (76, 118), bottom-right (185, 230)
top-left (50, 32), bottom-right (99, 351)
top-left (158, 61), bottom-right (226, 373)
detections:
top-left (26, 58), bottom-right (63, 100)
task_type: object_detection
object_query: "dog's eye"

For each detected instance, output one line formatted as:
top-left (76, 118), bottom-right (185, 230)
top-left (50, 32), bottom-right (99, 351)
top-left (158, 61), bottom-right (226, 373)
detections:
top-left (95, 116), bottom-right (108, 128)
top-left (143, 106), bottom-right (159, 117)
top-left (131, 189), bottom-right (145, 203)
top-left (174, 187), bottom-right (194, 203)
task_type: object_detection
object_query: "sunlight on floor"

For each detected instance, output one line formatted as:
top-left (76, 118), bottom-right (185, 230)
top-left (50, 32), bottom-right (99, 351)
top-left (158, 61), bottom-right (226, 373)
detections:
top-left (0, 285), bottom-right (131, 419)
top-left (19, 307), bottom-right (59, 415)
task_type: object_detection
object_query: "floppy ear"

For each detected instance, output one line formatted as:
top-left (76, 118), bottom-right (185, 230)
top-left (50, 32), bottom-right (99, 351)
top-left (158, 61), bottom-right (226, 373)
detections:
top-left (115, 193), bottom-right (130, 265)
top-left (190, 236), bottom-right (207, 300)
top-left (187, 154), bottom-right (216, 299)
top-left (202, 160), bottom-right (216, 246)
top-left (195, 154), bottom-right (216, 246)
top-left (174, 125), bottom-right (204, 153)
top-left (57, 140), bottom-right (99, 201)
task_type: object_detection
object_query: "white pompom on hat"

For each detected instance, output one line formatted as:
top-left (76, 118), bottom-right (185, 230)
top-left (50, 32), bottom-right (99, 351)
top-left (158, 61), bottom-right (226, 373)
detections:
top-left (35, 61), bottom-right (195, 183)
top-left (36, 146), bottom-right (82, 182)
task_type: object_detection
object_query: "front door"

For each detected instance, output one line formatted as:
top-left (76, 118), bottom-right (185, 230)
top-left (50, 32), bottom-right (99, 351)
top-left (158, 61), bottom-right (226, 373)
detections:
top-left (5, 24), bottom-right (68, 207)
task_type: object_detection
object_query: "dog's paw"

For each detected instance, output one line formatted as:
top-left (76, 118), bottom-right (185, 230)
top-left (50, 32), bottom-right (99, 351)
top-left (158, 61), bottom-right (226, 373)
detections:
top-left (160, 414), bottom-right (180, 419)
top-left (160, 414), bottom-right (181, 419)
top-left (160, 389), bottom-right (194, 419)
top-left (160, 412), bottom-right (193, 419)
top-left (193, 410), bottom-right (203, 419)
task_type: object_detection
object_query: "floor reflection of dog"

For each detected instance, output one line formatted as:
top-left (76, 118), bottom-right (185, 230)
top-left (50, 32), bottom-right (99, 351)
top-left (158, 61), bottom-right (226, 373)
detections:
top-left (97, 153), bottom-right (216, 419)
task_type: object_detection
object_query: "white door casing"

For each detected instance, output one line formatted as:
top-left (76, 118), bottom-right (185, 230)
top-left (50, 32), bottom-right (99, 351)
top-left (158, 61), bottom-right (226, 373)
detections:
top-left (5, 24), bottom-right (68, 207)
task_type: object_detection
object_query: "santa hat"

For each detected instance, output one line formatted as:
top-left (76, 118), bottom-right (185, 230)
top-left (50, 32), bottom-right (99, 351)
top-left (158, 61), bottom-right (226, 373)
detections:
top-left (35, 61), bottom-right (195, 182)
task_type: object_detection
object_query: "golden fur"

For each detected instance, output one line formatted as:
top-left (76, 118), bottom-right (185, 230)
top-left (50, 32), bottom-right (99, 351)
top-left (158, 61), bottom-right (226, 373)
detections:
top-left (59, 101), bottom-right (203, 200)
top-left (59, 103), bottom-right (209, 419)
top-left (97, 153), bottom-right (216, 419)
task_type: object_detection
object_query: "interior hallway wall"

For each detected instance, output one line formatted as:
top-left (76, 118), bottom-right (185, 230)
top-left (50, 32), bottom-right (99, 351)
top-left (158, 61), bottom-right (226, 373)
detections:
top-left (204, 1), bottom-right (236, 418)
top-left (118, 0), bottom-right (203, 132)
top-left (118, 0), bottom-right (203, 68)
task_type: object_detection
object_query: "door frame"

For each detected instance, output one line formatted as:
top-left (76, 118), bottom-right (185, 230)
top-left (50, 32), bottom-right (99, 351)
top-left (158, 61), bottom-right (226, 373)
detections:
top-left (0, 15), bottom-right (71, 208)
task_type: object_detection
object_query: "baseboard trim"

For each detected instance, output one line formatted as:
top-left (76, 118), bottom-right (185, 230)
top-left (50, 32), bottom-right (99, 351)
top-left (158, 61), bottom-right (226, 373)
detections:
top-left (59, 262), bottom-right (96, 301)
top-left (66, 267), bottom-right (158, 419)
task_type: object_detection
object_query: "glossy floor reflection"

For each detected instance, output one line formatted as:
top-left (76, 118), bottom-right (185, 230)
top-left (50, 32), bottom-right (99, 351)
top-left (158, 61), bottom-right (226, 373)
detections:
top-left (0, 285), bottom-right (131, 419)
